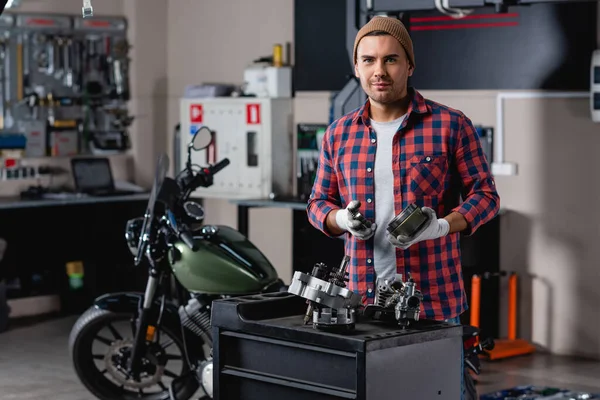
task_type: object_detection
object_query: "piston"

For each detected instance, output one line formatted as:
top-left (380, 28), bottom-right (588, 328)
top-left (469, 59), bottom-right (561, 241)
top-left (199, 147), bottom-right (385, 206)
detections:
top-left (386, 203), bottom-right (430, 240)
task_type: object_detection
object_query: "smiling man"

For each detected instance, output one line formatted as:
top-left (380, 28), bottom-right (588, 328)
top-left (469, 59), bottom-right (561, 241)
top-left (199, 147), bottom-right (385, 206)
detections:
top-left (306, 16), bottom-right (500, 399)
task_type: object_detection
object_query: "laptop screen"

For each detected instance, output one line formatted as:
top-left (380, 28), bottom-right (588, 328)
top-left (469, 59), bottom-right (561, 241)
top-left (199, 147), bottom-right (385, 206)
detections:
top-left (71, 158), bottom-right (114, 192)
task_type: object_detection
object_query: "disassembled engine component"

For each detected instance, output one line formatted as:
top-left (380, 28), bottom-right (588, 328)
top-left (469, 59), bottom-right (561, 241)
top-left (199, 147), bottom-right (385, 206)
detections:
top-left (348, 200), bottom-right (373, 231)
top-left (387, 203), bottom-right (430, 240)
top-left (394, 277), bottom-right (423, 328)
top-left (287, 255), bottom-right (360, 331)
top-left (374, 274), bottom-right (405, 309)
top-left (313, 307), bottom-right (357, 331)
top-left (363, 273), bottom-right (424, 329)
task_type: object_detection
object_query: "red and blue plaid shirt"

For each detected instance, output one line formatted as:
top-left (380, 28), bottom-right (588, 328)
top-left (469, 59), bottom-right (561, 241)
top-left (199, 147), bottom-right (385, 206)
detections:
top-left (307, 88), bottom-right (500, 321)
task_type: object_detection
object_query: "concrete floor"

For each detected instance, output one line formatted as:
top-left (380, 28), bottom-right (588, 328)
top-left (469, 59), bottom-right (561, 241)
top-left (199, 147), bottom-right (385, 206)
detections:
top-left (1, 316), bottom-right (600, 399)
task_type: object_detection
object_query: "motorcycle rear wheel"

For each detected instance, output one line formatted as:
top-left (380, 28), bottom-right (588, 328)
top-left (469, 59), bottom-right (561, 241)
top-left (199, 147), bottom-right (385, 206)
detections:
top-left (69, 306), bottom-right (201, 400)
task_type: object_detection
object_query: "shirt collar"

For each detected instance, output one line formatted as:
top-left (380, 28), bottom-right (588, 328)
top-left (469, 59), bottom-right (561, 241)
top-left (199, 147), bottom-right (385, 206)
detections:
top-left (352, 87), bottom-right (430, 125)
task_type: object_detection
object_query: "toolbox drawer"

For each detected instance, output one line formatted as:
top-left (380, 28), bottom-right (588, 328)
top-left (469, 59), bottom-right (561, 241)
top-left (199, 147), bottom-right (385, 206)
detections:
top-left (220, 331), bottom-right (357, 392)
top-left (221, 372), bottom-right (355, 400)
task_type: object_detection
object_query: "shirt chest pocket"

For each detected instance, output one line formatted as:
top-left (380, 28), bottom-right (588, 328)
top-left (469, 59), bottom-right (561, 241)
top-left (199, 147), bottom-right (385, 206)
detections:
top-left (407, 154), bottom-right (449, 197)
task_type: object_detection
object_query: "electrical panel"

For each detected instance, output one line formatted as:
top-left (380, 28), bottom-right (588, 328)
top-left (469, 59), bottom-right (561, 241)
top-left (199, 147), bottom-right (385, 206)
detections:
top-left (0, 13), bottom-right (132, 158)
top-left (179, 97), bottom-right (294, 200)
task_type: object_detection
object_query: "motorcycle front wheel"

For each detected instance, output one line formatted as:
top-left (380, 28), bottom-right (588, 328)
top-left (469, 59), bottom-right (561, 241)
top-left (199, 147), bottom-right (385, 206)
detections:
top-left (69, 307), bottom-right (201, 400)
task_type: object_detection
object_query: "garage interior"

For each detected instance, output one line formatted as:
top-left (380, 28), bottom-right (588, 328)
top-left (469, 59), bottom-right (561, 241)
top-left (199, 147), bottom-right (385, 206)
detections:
top-left (1, 0), bottom-right (600, 399)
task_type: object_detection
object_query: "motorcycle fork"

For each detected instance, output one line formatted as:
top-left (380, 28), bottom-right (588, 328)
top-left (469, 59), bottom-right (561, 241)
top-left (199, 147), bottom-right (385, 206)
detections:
top-left (129, 268), bottom-right (161, 379)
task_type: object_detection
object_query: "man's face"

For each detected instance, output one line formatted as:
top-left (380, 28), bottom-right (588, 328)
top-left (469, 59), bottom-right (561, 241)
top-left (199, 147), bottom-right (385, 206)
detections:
top-left (354, 34), bottom-right (414, 105)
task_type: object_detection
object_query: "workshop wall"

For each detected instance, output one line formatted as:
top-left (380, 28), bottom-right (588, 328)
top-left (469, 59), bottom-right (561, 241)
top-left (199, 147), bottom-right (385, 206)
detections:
top-left (121, 0), bottom-right (168, 188)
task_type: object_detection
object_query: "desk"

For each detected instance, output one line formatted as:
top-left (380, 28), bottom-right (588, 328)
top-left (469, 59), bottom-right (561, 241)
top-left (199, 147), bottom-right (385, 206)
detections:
top-left (0, 194), bottom-right (151, 315)
top-left (230, 198), bottom-right (308, 237)
top-left (0, 193), bottom-right (150, 210)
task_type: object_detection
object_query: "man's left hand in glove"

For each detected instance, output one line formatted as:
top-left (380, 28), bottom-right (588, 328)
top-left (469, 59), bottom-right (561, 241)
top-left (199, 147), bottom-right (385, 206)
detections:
top-left (386, 207), bottom-right (450, 250)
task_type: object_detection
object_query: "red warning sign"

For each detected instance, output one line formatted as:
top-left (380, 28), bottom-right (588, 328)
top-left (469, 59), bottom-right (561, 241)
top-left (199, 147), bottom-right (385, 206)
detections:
top-left (190, 104), bottom-right (203, 123)
top-left (246, 104), bottom-right (261, 125)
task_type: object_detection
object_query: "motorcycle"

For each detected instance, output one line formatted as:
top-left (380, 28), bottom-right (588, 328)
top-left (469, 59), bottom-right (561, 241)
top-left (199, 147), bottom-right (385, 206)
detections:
top-left (68, 126), bottom-right (285, 400)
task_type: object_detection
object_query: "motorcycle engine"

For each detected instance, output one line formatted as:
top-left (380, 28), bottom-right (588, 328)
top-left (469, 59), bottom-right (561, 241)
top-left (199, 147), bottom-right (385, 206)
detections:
top-left (178, 297), bottom-right (212, 345)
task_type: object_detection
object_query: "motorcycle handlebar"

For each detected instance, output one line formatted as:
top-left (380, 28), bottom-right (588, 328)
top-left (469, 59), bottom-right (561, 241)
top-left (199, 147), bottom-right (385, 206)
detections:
top-left (209, 158), bottom-right (230, 175)
top-left (186, 158), bottom-right (230, 193)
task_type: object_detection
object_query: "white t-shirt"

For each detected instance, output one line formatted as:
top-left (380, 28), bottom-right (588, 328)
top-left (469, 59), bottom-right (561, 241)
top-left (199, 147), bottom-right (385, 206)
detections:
top-left (370, 114), bottom-right (407, 282)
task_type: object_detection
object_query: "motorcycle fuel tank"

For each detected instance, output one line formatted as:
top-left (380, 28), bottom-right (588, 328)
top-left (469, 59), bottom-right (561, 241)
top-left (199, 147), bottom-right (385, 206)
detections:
top-left (169, 225), bottom-right (280, 295)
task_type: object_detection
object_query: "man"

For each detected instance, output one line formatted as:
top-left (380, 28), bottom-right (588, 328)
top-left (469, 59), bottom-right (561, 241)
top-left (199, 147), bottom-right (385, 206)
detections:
top-left (307, 15), bottom-right (500, 397)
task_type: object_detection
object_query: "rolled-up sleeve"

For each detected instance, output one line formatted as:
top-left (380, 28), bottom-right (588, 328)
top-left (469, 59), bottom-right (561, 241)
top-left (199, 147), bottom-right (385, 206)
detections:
top-left (452, 114), bottom-right (500, 235)
top-left (307, 128), bottom-right (342, 238)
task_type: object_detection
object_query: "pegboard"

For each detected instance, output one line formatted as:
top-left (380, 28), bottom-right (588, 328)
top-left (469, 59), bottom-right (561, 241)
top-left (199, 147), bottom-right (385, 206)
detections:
top-left (0, 13), bottom-right (132, 158)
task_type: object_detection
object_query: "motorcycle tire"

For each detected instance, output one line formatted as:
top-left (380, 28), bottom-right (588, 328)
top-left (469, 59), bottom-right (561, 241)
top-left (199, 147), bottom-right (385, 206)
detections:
top-left (69, 306), bottom-right (202, 400)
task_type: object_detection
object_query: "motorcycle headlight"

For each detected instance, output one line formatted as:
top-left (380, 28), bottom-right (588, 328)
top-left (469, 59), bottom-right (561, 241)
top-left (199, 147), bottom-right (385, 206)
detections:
top-left (125, 217), bottom-right (144, 256)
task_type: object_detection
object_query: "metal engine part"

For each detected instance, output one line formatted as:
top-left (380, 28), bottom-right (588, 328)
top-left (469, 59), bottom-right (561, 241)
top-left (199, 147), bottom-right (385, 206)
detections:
top-left (363, 273), bottom-right (424, 328)
top-left (288, 255), bottom-right (360, 330)
top-left (394, 278), bottom-right (423, 328)
top-left (178, 297), bottom-right (213, 346)
top-left (374, 273), bottom-right (405, 308)
top-left (313, 307), bottom-right (357, 331)
top-left (387, 203), bottom-right (430, 241)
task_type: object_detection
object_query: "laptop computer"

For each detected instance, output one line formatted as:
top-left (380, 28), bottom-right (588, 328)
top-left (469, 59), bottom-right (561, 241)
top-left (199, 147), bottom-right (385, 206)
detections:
top-left (71, 157), bottom-right (142, 197)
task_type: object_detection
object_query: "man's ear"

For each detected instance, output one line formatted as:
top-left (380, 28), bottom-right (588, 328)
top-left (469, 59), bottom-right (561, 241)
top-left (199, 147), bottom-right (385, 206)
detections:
top-left (408, 64), bottom-right (414, 77)
top-left (354, 63), bottom-right (359, 78)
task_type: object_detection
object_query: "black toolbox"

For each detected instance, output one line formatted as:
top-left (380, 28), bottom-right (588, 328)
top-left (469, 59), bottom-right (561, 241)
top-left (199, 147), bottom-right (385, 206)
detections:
top-left (211, 292), bottom-right (463, 400)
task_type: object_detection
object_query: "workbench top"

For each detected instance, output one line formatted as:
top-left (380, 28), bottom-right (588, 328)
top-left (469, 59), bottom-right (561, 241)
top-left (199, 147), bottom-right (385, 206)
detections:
top-left (0, 192), bottom-right (150, 210)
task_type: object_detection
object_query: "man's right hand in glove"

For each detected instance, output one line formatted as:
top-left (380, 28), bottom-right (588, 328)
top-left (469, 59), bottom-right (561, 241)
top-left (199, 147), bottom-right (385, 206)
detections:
top-left (326, 200), bottom-right (376, 240)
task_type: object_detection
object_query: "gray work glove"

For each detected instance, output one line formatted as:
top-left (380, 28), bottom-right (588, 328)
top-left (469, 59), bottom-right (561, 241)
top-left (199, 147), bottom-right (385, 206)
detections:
top-left (335, 200), bottom-right (376, 240)
top-left (387, 207), bottom-right (449, 249)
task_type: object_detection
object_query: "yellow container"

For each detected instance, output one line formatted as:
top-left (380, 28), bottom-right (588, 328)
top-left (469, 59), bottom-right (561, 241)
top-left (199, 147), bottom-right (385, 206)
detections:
top-left (273, 44), bottom-right (283, 67)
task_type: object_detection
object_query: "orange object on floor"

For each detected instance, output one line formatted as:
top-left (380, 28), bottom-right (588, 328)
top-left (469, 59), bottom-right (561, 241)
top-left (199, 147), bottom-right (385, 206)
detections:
top-left (470, 272), bottom-right (536, 360)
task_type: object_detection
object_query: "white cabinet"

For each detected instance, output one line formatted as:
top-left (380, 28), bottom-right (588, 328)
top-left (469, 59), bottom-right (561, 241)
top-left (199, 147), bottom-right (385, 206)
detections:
top-left (179, 97), bottom-right (294, 199)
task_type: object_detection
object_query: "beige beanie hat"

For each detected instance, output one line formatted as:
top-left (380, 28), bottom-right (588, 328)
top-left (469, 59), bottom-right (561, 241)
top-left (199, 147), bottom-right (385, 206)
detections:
top-left (353, 16), bottom-right (415, 68)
